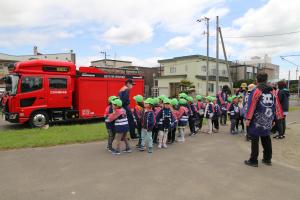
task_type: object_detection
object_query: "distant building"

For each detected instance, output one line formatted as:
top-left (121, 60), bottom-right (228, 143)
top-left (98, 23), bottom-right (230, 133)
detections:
top-left (230, 55), bottom-right (280, 82)
top-left (120, 66), bottom-right (160, 97)
top-left (230, 63), bottom-right (258, 82)
top-left (154, 55), bottom-right (232, 97)
top-left (0, 46), bottom-right (76, 88)
top-left (91, 59), bottom-right (132, 68)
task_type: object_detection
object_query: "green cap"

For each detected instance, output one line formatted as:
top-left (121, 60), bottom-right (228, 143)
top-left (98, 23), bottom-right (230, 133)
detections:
top-left (109, 96), bottom-right (118, 103)
top-left (187, 96), bottom-right (194, 102)
top-left (205, 96), bottom-right (212, 102)
top-left (144, 98), bottom-right (154, 105)
top-left (227, 96), bottom-right (233, 103)
top-left (179, 98), bottom-right (187, 105)
top-left (211, 96), bottom-right (217, 101)
top-left (179, 93), bottom-right (188, 99)
top-left (112, 99), bottom-right (122, 107)
top-left (153, 98), bottom-right (160, 105)
top-left (170, 98), bottom-right (179, 106)
top-left (158, 95), bottom-right (167, 101)
top-left (133, 95), bottom-right (143, 103)
top-left (163, 98), bottom-right (171, 104)
top-left (196, 95), bottom-right (203, 100)
top-left (231, 95), bottom-right (238, 100)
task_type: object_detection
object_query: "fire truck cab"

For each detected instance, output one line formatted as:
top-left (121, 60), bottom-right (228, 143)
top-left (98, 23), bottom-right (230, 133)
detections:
top-left (2, 60), bottom-right (144, 127)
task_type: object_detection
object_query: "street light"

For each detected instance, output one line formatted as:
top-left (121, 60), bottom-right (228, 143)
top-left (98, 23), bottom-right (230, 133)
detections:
top-left (197, 17), bottom-right (210, 96)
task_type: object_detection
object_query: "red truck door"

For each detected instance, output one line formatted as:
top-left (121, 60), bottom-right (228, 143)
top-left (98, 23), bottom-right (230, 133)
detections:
top-left (17, 75), bottom-right (47, 117)
top-left (46, 76), bottom-right (72, 108)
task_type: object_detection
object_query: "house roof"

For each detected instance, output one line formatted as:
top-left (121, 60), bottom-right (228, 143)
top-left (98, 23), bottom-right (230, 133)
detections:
top-left (158, 54), bottom-right (233, 65)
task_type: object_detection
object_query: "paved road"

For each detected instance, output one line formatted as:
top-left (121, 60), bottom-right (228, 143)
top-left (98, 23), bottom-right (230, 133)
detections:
top-left (1, 131), bottom-right (300, 200)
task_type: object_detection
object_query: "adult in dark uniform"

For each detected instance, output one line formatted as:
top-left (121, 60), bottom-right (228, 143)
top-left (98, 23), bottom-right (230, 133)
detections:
top-left (119, 79), bottom-right (137, 139)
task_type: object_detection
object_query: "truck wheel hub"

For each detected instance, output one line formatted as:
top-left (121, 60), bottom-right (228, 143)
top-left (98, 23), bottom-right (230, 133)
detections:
top-left (33, 114), bottom-right (46, 127)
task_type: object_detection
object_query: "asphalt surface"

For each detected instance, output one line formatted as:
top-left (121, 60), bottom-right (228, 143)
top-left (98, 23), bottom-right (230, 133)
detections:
top-left (1, 130), bottom-right (300, 200)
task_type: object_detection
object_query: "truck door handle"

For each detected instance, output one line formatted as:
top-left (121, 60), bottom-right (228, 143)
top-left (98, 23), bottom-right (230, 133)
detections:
top-left (38, 97), bottom-right (45, 100)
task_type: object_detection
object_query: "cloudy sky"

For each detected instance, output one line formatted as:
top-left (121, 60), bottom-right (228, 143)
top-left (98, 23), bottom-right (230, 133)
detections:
top-left (1, 0), bottom-right (300, 79)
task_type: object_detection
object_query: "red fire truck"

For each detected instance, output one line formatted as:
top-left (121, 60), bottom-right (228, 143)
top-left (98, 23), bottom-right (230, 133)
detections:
top-left (1, 60), bottom-right (144, 127)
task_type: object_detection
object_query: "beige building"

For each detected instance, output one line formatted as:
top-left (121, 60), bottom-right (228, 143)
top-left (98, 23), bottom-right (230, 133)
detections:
top-left (243, 55), bottom-right (279, 80)
top-left (154, 55), bottom-right (232, 97)
top-left (91, 59), bottom-right (132, 68)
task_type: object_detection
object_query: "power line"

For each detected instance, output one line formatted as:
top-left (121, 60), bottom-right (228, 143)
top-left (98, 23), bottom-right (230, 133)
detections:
top-left (223, 30), bottom-right (300, 39)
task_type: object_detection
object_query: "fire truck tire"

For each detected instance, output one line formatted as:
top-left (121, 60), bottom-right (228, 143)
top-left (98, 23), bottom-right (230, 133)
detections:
top-left (29, 111), bottom-right (49, 128)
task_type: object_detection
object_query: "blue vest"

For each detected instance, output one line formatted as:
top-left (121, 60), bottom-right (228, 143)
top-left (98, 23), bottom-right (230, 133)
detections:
top-left (157, 108), bottom-right (173, 130)
top-left (178, 112), bottom-right (188, 127)
top-left (248, 91), bottom-right (275, 136)
top-left (114, 111), bottom-right (129, 133)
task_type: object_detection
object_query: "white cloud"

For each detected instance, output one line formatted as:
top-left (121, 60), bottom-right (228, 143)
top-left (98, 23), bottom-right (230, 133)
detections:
top-left (119, 56), bottom-right (162, 67)
top-left (0, 0), bottom-right (226, 47)
top-left (164, 35), bottom-right (194, 50)
top-left (223, 0), bottom-right (300, 59)
top-left (103, 21), bottom-right (153, 45)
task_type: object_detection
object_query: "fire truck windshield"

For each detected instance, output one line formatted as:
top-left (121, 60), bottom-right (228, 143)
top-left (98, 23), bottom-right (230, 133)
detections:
top-left (5, 75), bottom-right (19, 95)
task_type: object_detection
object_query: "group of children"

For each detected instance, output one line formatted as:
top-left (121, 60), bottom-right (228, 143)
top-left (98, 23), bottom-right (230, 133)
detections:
top-left (104, 88), bottom-right (256, 155)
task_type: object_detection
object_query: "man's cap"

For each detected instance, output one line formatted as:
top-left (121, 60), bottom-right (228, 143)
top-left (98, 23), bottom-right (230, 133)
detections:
top-left (125, 79), bottom-right (136, 85)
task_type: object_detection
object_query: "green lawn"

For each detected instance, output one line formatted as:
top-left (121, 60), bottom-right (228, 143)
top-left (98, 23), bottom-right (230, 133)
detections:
top-left (0, 123), bottom-right (108, 150)
top-left (290, 107), bottom-right (300, 112)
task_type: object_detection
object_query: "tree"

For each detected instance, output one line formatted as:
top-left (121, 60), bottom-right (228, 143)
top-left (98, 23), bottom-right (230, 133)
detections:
top-left (179, 79), bottom-right (195, 94)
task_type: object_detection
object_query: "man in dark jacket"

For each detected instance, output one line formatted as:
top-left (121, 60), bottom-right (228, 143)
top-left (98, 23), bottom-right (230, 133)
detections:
top-left (244, 73), bottom-right (276, 167)
top-left (277, 81), bottom-right (290, 138)
top-left (119, 79), bottom-right (137, 139)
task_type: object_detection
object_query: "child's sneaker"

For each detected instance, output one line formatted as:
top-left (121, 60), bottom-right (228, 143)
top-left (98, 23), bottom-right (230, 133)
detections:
top-left (162, 144), bottom-right (168, 149)
top-left (148, 147), bottom-right (153, 153)
top-left (158, 143), bottom-right (162, 149)
top-left (112, 149), bottom-right (121, 155)
top-left (138, 146), bottom-right (145, 151)
top-left (122, 148), bottom-right (132, 153)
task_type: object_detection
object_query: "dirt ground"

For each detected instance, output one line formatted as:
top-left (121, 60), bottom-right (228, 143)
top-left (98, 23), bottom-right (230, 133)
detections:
top-left (234, 109), bottom-right (300, 170)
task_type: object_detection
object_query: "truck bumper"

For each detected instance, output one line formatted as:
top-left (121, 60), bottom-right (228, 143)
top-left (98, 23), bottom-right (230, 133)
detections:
top-left (4, 112), bottom-right (19, 123)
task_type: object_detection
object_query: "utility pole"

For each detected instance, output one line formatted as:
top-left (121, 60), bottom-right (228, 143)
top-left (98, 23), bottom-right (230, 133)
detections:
top-left (288, 70), bottom-right (290, 89)
top-left (100, 51), bottom-right (108, 67)
top-left (216, 16), bottom-right (219, 94)
top-left (197, 17), bottom-right (210, 95)
top-left (219, 27), bottom-right (233, 89)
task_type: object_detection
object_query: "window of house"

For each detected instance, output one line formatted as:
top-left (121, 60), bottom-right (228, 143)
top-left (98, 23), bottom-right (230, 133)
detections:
top-left (208, 83), bottom-right (214, 93)
top-left (170, 66), bottom-right (176, 73)
top-left (202, 66), bottom-right (206, 72)
top-left (154, 80), bottom-right (158, 86)
top-left (49, 78), bottom-right (67, 89)
top-left (21, 76), bottom-right (43, 93)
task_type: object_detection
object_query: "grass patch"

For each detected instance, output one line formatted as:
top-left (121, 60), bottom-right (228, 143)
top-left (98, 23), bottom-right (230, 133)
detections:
top-left (0, 123), bottom-right (108, 150)
top-left (289, 107), bottom-right (300, 112)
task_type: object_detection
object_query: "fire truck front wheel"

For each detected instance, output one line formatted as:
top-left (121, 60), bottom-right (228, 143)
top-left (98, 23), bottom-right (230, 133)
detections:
top-left (29, 111), bottom-right (49, 128)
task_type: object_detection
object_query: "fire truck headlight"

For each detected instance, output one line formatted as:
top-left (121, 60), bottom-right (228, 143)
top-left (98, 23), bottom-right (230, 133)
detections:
top-left (19, 113), bottom-right (24, 117)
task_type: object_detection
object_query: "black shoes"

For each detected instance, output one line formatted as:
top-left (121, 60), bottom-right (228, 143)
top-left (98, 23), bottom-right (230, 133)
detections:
top-left (244, 160), bottom-right (258, 167)
top-left (244, 159), bottom-right (272, 167)
top-left (262, 159), bottom-right (272, 166)
top-left (273, 135), bottom-right (285, 139)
